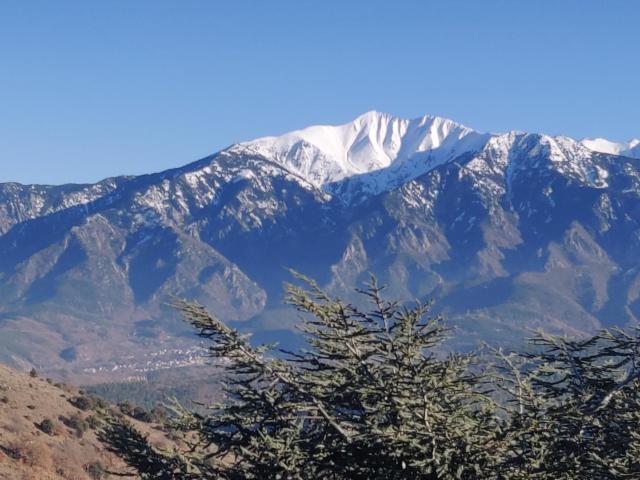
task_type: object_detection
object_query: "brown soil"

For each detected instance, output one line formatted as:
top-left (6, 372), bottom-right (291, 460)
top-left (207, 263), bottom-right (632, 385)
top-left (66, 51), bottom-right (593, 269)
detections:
top-left (0, 364), bottom-right (172, 479)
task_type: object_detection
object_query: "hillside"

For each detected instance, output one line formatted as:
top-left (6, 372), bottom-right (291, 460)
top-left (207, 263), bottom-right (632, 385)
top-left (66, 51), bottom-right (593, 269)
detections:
top-left (1, 112), bottom-right (640, 382)
top-left (0, 364), bottom-right (173, 479)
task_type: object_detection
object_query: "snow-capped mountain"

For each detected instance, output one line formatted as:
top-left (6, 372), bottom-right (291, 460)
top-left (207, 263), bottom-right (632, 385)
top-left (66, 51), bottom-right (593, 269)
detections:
top-left (231, 111), bottom-right (491, 199)
top-left (581, 137), bottom-right (640, 159)
top-left (231, 112), bottom-right (635, 201)
top-left (1, 112), bottom-right (639, 381)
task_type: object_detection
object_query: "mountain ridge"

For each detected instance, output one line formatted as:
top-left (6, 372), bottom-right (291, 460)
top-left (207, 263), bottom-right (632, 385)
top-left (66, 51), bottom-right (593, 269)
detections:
top-left (1, 112), bottom-right (639, 382)
top-left (3, 111), bottom-right (637, 208)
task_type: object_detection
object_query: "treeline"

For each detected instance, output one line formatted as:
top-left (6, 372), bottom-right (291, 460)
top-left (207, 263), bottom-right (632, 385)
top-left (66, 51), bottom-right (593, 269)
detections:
top-left (87, 380), bottom-right (192, 411)
top-left (87, 366), bottom-right (223, 412)
top-left (99, 275), bottom-right (640, 479)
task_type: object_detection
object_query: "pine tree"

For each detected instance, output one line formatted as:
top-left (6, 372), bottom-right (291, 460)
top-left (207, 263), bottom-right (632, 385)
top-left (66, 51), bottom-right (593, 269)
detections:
top-left (99, 275), bottom-right (640, 479)
top-left (493, 328), bottom-right (640, 479)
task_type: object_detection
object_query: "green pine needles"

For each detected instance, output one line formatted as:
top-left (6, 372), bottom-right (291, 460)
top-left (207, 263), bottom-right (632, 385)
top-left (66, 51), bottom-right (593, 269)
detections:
top-left (100, 275), bottom-right (640, 479)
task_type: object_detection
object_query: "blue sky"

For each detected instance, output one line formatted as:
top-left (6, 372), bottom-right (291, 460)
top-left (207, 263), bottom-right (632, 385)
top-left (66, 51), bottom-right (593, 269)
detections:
top-left (1, 1), bottom-right (638, 184)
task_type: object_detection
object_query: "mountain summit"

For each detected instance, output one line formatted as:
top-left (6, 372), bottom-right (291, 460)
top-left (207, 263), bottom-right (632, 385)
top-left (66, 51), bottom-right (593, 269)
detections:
top-left (0, 112), bottom-right (639, 381)
top-left (231, 112), bottom-right (638, 201)
top-left (230, 111), bottom-right (490, 198)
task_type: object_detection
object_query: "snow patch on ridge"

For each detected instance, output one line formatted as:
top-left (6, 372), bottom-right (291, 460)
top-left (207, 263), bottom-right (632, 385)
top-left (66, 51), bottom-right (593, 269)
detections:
top-left (581, 138), bottom-right (640, 159)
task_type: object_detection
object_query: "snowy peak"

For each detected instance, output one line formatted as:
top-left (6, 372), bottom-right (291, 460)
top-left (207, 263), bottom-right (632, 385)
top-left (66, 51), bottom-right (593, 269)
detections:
top-left (224, 112), bottom-right (638, 202)
top-left (229, 111), bottom-right (490, 193)
top-left (581, 137), bottom-right (640, 159)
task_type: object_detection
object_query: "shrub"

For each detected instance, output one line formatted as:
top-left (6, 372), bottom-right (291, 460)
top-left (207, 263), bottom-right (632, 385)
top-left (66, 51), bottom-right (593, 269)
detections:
top-left (132, 406), bottom-right (154, 423)
top-left (118, 400), bottom-right (135, 417)
top-left (1, 441), bottom-right (23, 460)
top-left (91, 395), bottom-right (110, 410)
top-left (86, 414), bottom-right (102, 430)
top-left (3, 438), bottom-right (53, 469)
top-left (85, 461), bottom-right (106, 479)
top-left (37, 418), bottom-right (56, 435)
top-left (61, 413), bottom-right (88, 437)
top-left (70, 395), bottom-right (95, 411)
top-left (150, 405), bottom-right (167, 423)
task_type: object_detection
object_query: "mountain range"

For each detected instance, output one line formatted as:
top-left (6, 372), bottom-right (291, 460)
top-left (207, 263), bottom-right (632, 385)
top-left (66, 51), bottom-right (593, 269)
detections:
top-left (1, 111), bottom-right (640, 382)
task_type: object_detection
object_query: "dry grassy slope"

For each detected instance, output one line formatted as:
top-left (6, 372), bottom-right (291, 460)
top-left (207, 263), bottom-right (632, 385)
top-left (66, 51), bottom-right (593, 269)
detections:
top-left (0, 364), bottom-right (171, 480)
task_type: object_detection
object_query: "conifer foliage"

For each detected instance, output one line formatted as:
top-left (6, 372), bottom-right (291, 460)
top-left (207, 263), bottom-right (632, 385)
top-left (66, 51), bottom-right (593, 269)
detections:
top-left (100, 275), bottom-right (640, 479)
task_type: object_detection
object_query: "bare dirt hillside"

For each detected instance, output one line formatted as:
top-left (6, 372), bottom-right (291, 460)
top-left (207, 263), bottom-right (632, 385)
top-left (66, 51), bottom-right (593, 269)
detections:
top-left (0, 364), bottom-right (171, 480)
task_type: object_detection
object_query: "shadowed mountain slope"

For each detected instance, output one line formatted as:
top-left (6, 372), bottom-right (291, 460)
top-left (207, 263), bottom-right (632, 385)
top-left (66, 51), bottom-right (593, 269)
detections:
top-left (1, 112), bottom-right (640, 380)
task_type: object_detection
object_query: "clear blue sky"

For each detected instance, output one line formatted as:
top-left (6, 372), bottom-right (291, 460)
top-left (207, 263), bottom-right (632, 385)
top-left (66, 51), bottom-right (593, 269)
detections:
top-left (1, 1), bottom-right (638, 184)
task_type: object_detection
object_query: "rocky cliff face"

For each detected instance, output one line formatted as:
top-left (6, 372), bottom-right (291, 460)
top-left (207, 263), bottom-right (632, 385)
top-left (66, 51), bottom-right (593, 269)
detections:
top-left (1, 112), bottom-right (639, 379)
